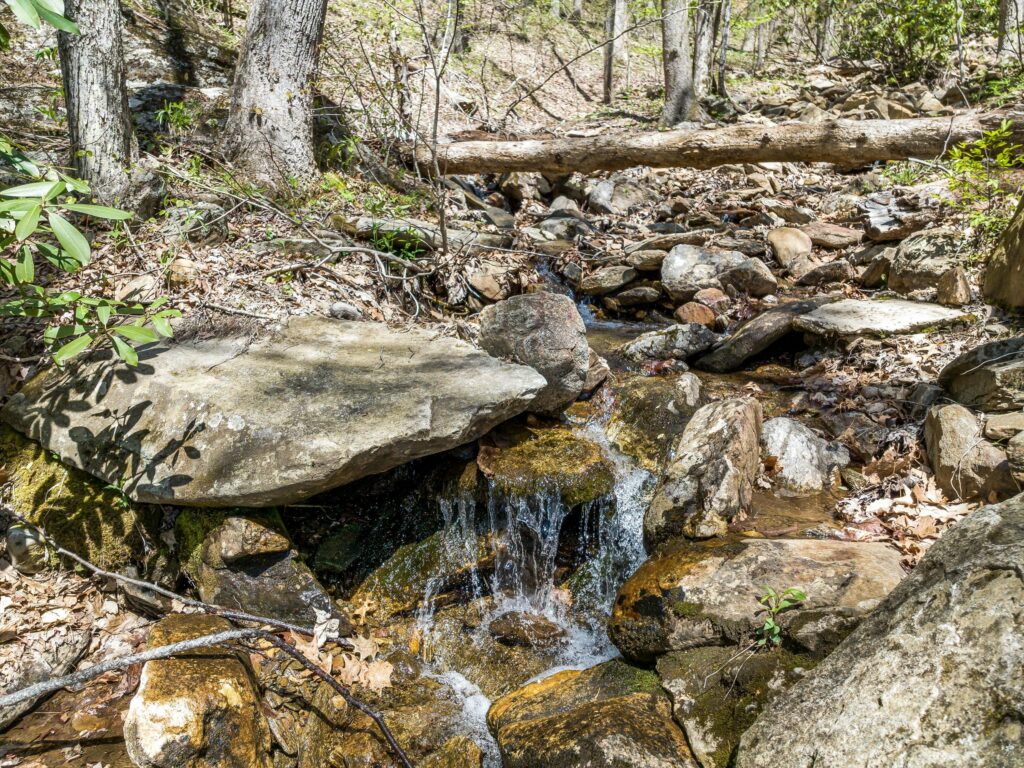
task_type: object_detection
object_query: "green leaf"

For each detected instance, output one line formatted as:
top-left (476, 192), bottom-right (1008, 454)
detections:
top-left (14, 246), bottom-right (33, 282)
top-left (0, 19), bottom-right (10, 48)
top-left (0, 198), bottom-right (39, 213)
top-left (111, 335), bottom-right (138, 366)
top-left (63, 203), bottom-right (133, 220)
top-left (48, 211), bottom-right (90, 265)
top-left (96, 304), bottom-right (111, 326)
top-left (38, 242), bottom-right (79, 272)
top-left (14, 202), bottom-right (41, 240)
top-left (35, 4), bottom-right (79, 34)
top-left (6, 0), bottom-right (41, 29)
top-left (1, 180), bottom-right (59, 198)
top-left (151, 314), bottom-right (173, 337)
top-left (114, 324), bottom-right (159, 344)
top-left (52, 333), bottom-right (93, 365)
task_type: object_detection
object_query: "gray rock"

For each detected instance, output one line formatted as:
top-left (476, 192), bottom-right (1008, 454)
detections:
top-left (644, 397), bottom-right (762, 546)
top-left (735, 495), bottom-right (1024, 768)
top-left (610, 537), bottom-right (905, 662)
top-left (718, 258), bottom-right (778, 297)
top-left (328, 301), bottom-right (363, 320)
top-left (1008, 432), bottom-right (1024, 483)
top-left (618, 324), bottom-right (718, 364)
top-left (766, 227), bottom-right (813, 269)
top-left (761, 417), bottom-right (850, 495)
top-left (625, 230), bottom-right (712, 254)
top-left (580, 265), bottom-right (637, 295)
top-left (888, 227), bottom-right (960, 293)
top-left (936, 266), bottom-right (971, 306)
top-left (583, 348), bottom-right (611, 394)
top-left (924, 404), bottom-right (1017, 501)
top-left (762, 199), bottom-right (815, 224)
top-left (983, 198), bottom-right (1024, 310)
top-left (612, 285), bottom-right (662, 307)
top-left (938, 337), bottom-right (1024, 413)
top-left (696, 299), bottom-right (831, 373)
top-left (795, 258), bottom-right (856, 286)
top-left (587, 178), bottom-right (653, 215)
top-left (479, 293), bottom-right (588, 415)
top-left (662, 245), bottom-right (747, 302)
top-left (160, 201), bottom-right (229, 245)
top-left (538, 210), bottom-right (595, 240)
top-left (858, 250), bottom-right (892, 288)
top-left (1, 317), bottom-right (545, 506)
top-left (792, 298), bottom-right (969, 337)
top-left (906, 381), bottom-right (944, 420)
top-left (984, 411), bottom-right (1024, 441)
top-left (625, 249), bottom-right (668, 271)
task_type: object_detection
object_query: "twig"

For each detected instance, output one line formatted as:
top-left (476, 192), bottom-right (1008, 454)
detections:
top-left (203, 302), bottom-right (278, 321)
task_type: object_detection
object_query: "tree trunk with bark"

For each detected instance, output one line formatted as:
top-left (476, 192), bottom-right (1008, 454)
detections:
top-left (690, 0), bottom-right (716, 108)
top-left (421, 111), bottom-right (1024, 175)
top-left (223, 0), bottom-right (328, 190)
top-left (58, 0), bottom-right (135, 204)
top-left (602, 0), bottom-right (628, 104)
top-left (999, 0), bottom-right (1024, 58)
top-left (662, 0), bottom-right (694, 125)
top-left (716, 0), bottom-right (732, 96)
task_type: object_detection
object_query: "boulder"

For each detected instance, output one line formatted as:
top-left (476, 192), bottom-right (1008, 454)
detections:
top-left (766, 227), bottom-right (812, 269)
top-left (661, 245), bottom-right (747, 302)
top-left (983, 196), bottom-right (1024, 309)
top-left (609, 537), bottom-right (905, 663)
top-left (888, 227), bottom-right (959, 294)
top-left (761, 417), bottom-right (850, 495)
top-left (479, 293), bottom-right (589, 415)
top-left (938, 337), bottom-right (1024, 412)
top-left (792, 298), bottom-right (968, 338)
top-left (124, 614), bottom-right (273, 768)
top-left (696, 299), bottom-right (830, 373)
top-left (924, 404), bottom-right (1017, 501)
top-left (618, 324), bottom-right (718, 363)
top-left (1, 318), bottom-right (545, 507)
top-left (644, 398), bottom-right (762, 546)
top-left (657, 647), bottom-right (816, 768)
top-left (718, 258), bottom-right (778, 298)
top-left (800, 222), bottom-right (862, 249)
top-left (580, 265), bottom-right (637, 295)
top-left (735, 495), bottom-right (1024, 768)
top-left (488, 659), bottom-right (697, 768)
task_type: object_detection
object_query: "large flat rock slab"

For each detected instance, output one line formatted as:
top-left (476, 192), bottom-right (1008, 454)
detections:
top-left (1, 318), bottom-right (546, 507)
top-left (792, 298), bottom-right (969, 337)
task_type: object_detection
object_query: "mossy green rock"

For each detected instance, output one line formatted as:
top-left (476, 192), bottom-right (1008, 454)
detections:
top-left (0, 424), bottom-right (158, 570)
top-left (479, 425), bottom-right (614, 507)
top-left (657, 647), bottom-right (816, 768)
top-left (605, 374), bottom-right (701, 471)
top-left (488, 658), bottom-right (698, 768)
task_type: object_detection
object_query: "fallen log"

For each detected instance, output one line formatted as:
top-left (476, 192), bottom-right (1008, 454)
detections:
top-left (421, 111), bottom-right (1024, 175)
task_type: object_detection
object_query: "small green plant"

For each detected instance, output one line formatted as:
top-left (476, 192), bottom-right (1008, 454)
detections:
top-left (155, 100), bottom-right (194, 136)
top-left (755, 585), bottom-right (806, 648)
top-left (947, 120), bottom-right (1024, 244)
top-left (0, 0), bottom-right (79, 50)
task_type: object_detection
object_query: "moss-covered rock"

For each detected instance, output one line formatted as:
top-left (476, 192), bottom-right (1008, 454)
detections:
top-left (606, 374), bottom-right (701, 471)
top-left (0, 424), bottom-right (158, 570)
top-left (657, 647), bottom-right (816, 768)
top-left (477, 425), bottom-right (614, 507)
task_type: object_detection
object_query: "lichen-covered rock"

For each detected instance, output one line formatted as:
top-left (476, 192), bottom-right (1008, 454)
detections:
top-left (422, 736), bottom-right (484, 768)
top-left (938, 337), bottom-right (1024, 413)
top-left (488, 659), bottom-right (698, 768)
top-left (0, 424), bottom-right (159, 570)
top-left (609, 537), bottom-right (904, 663)
top-left (124, 614), bottom-right (273, 768)
top-left (605, 374), bottom-right (703, 471)
top-left (924, 404), bottom-right (1016, 501)
top-left (618, 324), bottom-right (718, 363)
top-left (644, 398), bottom-right (762, 547)
top-left (657, 647), bottom-right (816, 768)
top-left (735, 495), bottom-right (1024, 768)
top-left (478, 293), bottom-right (589, 415)
top-left (887, 227), bottom-right (960, 294)
top-left (718, 258), bottom-right (778, 298)
top-left (761, 417), bottom-right (850, 495)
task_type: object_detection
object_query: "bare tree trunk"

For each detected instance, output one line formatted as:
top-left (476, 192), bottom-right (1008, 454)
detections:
top-left (999, 0), bottom-right (1024, 58)
top-left (421, 111), bottom-right (1024, 175)
top-left (58, 0), bottom-right (135, 204)
top-left (716, 0), bottom-right (732, 97)
top-left (223, 0), bottom-right (328, 190)
top-left (662, 0), bottom-right (694, 125)
top-left (571, 0), bottom-right (584, 22)
top-left (602, 0), bottom-right (628, 104)
top-left (691, 0), bottom-right (716, 109)
top-left (814, 0), bottom-right (834, 62)
top-left (551, 0), bottom-right (561, 17)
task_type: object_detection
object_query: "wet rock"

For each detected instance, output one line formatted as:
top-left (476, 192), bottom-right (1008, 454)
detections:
top-left (761, 417), bottom-right (850, 495)
top-left (735, 496), bottom-right (1024, 768)
top-left (674, 301), bottom-right (716, 328)
top-left (609, 537), bottom-right (904, 663)
top-left (719, 258), bottom-right (778, 297)
top-left (696, 299), bottom-right (830, 373)
top-left (489, 611), bottom-right (567, 648)
top-left (766, 227), bottom-right (812, 269)
top-left (888, 227), bottom-right (959, 293)
top-left (792, 298), bottom-right (968, 338)
top-left (583, 348), bottom-right (611, 394)
top-left (479, 293), bottom-right (588, 415)
top-left (938, 337), bottom-right (1024, 413)
top-left (580, 265), bottom-right (637, 295)
top-left (794, 258), bottom-right (856, 286)
top-left (662, 245), bottom-right (747, 302)
top-left (618, 324), bottom-right (718, 364)
top-left (924, 404), bottom-right (1016, 501)
top-left (124, 614), bottom-right (273, 768)
top-left (588, 177), bottom-right (652, 215)
top-left (800, 222), bottom-right (862, 249)
top-left (984, 411), bottom-right (1024, 441)
top-left (2, 318), bottom-right (545, 507)
top-left (160, 201), bottom-right (229, 245)
top-left (657, 647), bottom-right (816, 768)
top-left (175, 510), bottom-right (340, 626)
top-left (609, 285), bottom-right (661, 309)
top-left (423, 736), bottom-right (484, 768)
top-left (488, 659), bottom-right (697, 768)
top-left (936, 265), bottom-right (971, 306)
top-left (625, 249), bottom-right (668, 271)
top-left (644, 398), bottom-right (762, 546)
top-left (606, 374), bottom-right (703, 471)
top-left (983, 197), bottom-right (1024, 310)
